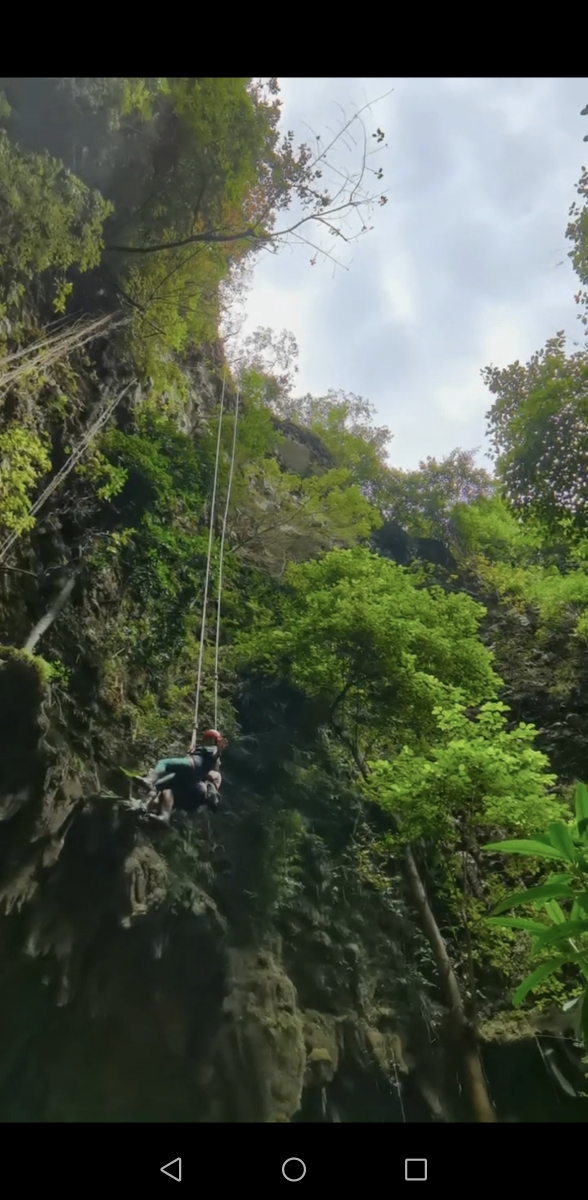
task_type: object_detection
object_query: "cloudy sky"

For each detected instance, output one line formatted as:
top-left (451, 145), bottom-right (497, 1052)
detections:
top-left (239, 78), bottom-right (588, 471)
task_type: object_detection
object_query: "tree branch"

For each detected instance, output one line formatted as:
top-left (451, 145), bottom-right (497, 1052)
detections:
top-left (23, 573), bottom-right (77, 654)
top-left (0, 564), bottom-right (36, 578)
top-left (329, 710), bottom-right (496, 1122)
top-left (105, 226), bottom-right (268, 254)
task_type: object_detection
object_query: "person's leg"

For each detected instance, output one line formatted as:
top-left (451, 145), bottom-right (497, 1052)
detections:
top-left (142, 761), bottom-right (169, 808)
top-left (147, 788), bottom-right (175, 823)
top-left (192, 782), bottom-right (208, 806)
top-left (205, 782), bottom-right (220, 810)
top-left (143, 758), bottom-right (191, 815)
top-left (159, 789), bottom-right (174, 822)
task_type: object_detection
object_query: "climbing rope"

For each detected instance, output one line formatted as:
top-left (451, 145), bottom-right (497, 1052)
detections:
top-left (189, 376), bottom-right (228, 753)
top-left (0, 313), bottom-right (123, 399)
top-left (213, 387), bottom-right (240, 729)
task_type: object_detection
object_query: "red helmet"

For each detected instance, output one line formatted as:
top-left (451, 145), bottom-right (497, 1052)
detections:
top-left (203, 729), bottom-right (227, 751)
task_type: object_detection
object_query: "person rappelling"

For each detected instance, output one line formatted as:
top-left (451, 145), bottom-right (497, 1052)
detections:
top-left (139, 729), bottom-right (227, 825)
top-left (128, 378), bottom-right (239, 831)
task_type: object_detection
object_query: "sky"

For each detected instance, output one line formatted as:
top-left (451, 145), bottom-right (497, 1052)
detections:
top-left (238, 78), bottom-right (588, 471)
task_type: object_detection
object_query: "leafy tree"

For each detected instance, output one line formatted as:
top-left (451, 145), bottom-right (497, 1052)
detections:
top-left (369, 701), bottom-right (565, 1025)
top-left (0, 131), bottom-right (112, 314)
top-left (207, 378), bottom-right (382, 573)
top-left (102, 78), bottom-right (386, 391)
top-left (232, 325), bottom-right (300, 398)
top-left (98, 403), bottom-right (207, 523)
top-left (446, 486), bottom-right (588, 796)
top-left (0, 79), bottom-right (388, 396)
top-left (484, 782), bottom-right (588, 1048)
top-left (566, 104), bottom-right (588, 338)
top-left (102, 80), bottom-right (388, 262)
top-left (234, 547), bottom-right (504, 1120)
top-left (483, 127), bottom-right (588, 556)
top-left (451, 493), bottom-right (542, 567)
top-left (484, 335), bottom-right (588, 551)
top-left (368, 701), bottom-right (560, 844)
top-left (227, 349), bottom-right (393, 505)
top-left (234, 547), bottom-right (498, 750)
top-left (275, 389), bottom-right (393, 504)
top-left (0, 424), bottom-right (51, 535)
top-left (228, 459), bottom-right (379, 573)
top-left (383, 449), bottom-right (495, 542)
top-left (451, 492), bottom-right (588, 630)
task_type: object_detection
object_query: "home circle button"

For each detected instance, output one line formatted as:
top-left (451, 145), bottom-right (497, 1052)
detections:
top-left (282, 1158), bottom-right (306, 1182)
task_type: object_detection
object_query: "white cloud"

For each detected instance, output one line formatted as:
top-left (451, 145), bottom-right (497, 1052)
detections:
top-left (238, 78), bottom-right (588, 469)
top-left (477, 304), bottom-right (534, 373)
top-left (378, 232), bottom-right (419, 324)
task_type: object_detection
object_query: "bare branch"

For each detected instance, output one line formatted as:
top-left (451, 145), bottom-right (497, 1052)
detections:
top-left (103, 90), bottom-right (392, 267)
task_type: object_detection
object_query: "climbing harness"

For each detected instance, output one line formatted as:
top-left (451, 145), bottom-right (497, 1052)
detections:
top-left (189, 379), bottom-right (240, 752)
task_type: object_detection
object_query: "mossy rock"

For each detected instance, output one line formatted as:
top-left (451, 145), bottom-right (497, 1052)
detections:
top-left (0, 644), bottom-right (53, 686)
top-left (0, 650), bottom-right (50, 821)
top-left (478, 1011), bottom-right (536, 1044)
top-left (122, 842), bottom-right (169, 921)
top-left (343, 1016), bottom-right (409, 1075)
top-left (303, 1009), bottom-right (339, 1085)
top-left (480, 1005), bottom-right (582, 1044)
top-left (207, 948), bottom-right (306, 1122)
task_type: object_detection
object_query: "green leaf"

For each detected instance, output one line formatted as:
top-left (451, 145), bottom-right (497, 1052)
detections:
top-left (512, 959), bottom-right (567, 1006)
top-left (544, 898), bottom-right (567, 925)
top-left (575, 783), bottom-right (588, 840)
top-left (492, 877), bottom-right (574, 914)
top-left (581, 989), bottom-right (588, 1050)
top-left (572, 892), bottom-right (588, 915)
top-left (482, 838), bottom-right (569, 861)
top-left (530, 919), bottom-right (588, 952)
top-left (547, 822), bottom-right (577, 863)
top-left (487, 917), bottom-right (550, 933)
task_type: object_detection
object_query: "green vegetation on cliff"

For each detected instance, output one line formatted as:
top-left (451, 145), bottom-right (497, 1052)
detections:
top-left (1, 79), bottom-right (588, 1124)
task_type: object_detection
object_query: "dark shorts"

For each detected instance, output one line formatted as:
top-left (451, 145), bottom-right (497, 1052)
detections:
top-left (173, 781), bottom-right (216, 813)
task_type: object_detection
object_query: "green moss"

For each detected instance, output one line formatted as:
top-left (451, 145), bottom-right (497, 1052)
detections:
top-left (308, 1046), bottom-right (332, 1063)
top-left (302, 1009), bottom-right (339, 1086)
top-left (0, 644), bottom-right (53, 685)
top-left (478, 1011), bottom-right (536, 1043)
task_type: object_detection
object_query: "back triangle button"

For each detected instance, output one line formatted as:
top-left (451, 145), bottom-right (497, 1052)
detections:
top-left (161, 1158), bottom-right (182, 1181)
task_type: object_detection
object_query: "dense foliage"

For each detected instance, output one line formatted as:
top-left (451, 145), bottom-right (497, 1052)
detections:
top-left (1, 80), bottom-right (588, 1123)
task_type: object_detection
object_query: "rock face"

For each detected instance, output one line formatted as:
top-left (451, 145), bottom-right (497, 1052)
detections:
top-left (2, 582), bottom-right (588, 1122)
top-left (203, 948), bottom-right (306, 1122)
top-left (0, 651), bottom-right (402, 1121)
top-left (372, 520), bottom-right (457, 572)
top-left (0, 651), bottom-right (440, 1121)
top-left (272, 415), bottom-right (335, 477)
top-left (0, 347), bottom-right (586, 1124)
